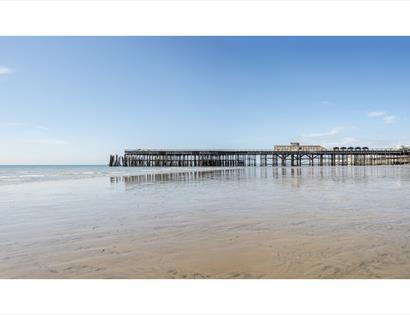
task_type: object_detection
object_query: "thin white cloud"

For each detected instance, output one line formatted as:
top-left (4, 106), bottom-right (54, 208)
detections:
top-left (0, 66), bottom-right (12, 75)
top-left (368, 111), bottom-right (386, 117)
top-left (303, 126), bottom-right (344, 138)
top-left (0, 122), bottom-right (67, 145)
top-left (340, 137), bottom-right (359, 145)
top-left (0, 122), bottom-right (49, 131)
top-left (299, 126), bottom-right (363, 148)
top-left (32, 139), bottom-right (69, 145)
top-left (367, 111), bottom-right (397, 124)
top-left (320, 101), bottom-right (336, 107)
top-left (383, 115), bottom-right (396, 124)
top-left (32, 124), bottom-right (49, 131)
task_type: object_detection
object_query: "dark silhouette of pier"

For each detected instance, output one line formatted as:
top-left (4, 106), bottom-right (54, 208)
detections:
top-left (109, 146), bottom-right (410, 167)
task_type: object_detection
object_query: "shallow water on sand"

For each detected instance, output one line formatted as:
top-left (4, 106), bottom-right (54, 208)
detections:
top-left (1, 165), bottom-right (410, 278)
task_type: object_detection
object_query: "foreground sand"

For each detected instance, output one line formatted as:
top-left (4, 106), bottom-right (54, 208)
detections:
top-left (1, 166), bottom-right (410, 278)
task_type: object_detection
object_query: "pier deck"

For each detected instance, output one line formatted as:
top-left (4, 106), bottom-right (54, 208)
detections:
top-left (109, 148), bottom-right (410, 167)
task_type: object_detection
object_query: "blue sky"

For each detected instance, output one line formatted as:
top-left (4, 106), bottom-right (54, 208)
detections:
top-left (0, 37), bottom-right (409, 164)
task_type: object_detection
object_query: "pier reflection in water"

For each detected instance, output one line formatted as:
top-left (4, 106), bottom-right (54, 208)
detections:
top-left (110, 168), bottom-right (246, 186)
top-left (110, 165), bottom-right (409, 188)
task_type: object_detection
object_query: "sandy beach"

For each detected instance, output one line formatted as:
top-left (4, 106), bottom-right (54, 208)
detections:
top-left (1, 166), bottom-right (410, 278)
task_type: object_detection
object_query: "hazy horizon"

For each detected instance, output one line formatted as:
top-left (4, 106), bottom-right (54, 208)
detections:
top-left (1, 37), bottom-right (410, 164)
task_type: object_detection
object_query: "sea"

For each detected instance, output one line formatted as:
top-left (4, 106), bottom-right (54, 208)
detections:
top-left (1, 165), bottom-right (410, 278)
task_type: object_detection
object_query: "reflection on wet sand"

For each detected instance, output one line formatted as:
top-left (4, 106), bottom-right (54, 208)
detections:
top-left (110, 165), bottom-right (408, 187)
top-left (110, 168), bottom-right (246, 186)
top-left (1, 166), bottom-right (410, 278)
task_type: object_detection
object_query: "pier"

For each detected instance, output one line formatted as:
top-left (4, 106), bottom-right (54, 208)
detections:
top-left (109, 143), bottom-right (410, 167)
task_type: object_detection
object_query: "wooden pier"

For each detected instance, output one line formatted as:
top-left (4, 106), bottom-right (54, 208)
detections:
top-left (109, 147), bottom-right (410, 167)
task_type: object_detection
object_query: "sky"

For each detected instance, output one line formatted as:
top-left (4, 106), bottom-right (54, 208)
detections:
top-left (0, 36), bottom-right (409, 164)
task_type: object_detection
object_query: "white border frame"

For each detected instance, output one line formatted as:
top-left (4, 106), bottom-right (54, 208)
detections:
top-left (2, 1), bottom-right (410, 315)
top-left (1, 280), bottom-right (410, 314)
top-left (1, 1), bottom-right (410, 36)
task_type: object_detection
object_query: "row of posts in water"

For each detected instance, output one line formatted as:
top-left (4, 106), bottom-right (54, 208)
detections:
top-left (109, 152), bottom-right (410, 167)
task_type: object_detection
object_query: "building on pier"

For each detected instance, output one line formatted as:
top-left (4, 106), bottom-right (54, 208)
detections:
top-left (274, 142), bottom-right (326, 152)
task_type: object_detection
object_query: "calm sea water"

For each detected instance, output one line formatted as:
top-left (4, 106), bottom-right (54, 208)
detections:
top-left (1, 165), bottom-right (410, 278)
top-left (0, 165), bottom-right (210, 185)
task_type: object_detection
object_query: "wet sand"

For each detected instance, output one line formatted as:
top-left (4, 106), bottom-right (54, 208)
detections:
top-left (1, 166), bottom-right (410, 278)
